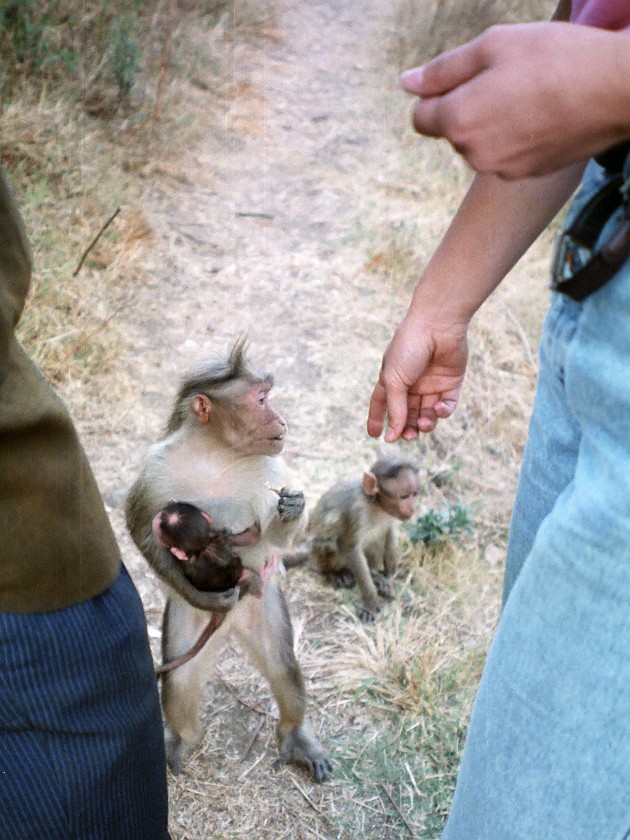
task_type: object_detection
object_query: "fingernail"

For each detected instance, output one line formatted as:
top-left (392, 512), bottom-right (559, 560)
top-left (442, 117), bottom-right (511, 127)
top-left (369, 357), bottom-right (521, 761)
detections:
top-left (399, 67), bottom-right (424, 90)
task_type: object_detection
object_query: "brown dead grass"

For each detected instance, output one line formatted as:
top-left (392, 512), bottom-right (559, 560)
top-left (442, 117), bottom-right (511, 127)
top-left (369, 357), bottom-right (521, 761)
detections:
top-left (391, 0), bottom-right (557, 68)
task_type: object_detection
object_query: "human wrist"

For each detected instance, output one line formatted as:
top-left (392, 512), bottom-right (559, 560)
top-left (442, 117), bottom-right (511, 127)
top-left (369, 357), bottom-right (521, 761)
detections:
top-left (407, 267), bottom-right (486, 329)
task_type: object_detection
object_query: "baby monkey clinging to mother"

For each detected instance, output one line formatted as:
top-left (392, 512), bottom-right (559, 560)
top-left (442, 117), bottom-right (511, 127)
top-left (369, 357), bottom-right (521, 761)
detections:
top-left (151, 501), bottom-right (265, 597)
top-left (288, 457), bottom-right (419, 622)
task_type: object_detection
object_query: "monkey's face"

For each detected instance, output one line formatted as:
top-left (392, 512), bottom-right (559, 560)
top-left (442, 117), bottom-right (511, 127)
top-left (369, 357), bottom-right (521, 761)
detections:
top-left (193, 381), bottom-right (288, 456)
top-left (231, 382), bottom-right (287, 456)
top-left (378, 469), bottom-right (420, 521)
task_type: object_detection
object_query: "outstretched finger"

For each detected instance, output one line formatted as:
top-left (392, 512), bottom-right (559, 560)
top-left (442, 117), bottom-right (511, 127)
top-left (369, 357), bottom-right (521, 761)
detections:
top-left (401, 392), bottom-right (421, 440)
top-left (383, 381), bottom-right (417, 443)
top-left (367, 381), bottom-right (388, 439)
top-left (367, 378), bottom-right (410, 444)
top-left (417, 394), bottom-right (439, 433)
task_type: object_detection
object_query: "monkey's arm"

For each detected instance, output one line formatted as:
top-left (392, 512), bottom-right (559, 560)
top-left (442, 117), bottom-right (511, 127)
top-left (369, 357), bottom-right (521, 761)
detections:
top-left (367, 528), bottom-right (398, 601)
top-left (382, 527), bottom-right (397, 577)
top-left (344, 546), bottom-right (381, 622)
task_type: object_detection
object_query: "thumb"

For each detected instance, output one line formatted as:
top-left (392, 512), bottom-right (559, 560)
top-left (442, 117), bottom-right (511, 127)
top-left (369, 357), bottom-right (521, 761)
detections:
top-left (400, 37), bottom-right (487, 98)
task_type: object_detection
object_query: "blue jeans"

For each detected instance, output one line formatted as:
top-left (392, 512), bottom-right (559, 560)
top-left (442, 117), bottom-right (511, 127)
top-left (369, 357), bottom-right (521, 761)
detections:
top-left (443, 164), bottom-right (630, 839)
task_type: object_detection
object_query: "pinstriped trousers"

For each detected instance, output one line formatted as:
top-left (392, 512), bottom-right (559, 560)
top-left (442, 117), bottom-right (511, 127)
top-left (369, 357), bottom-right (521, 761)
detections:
top-left (0, 564), bottom-right (170, 840)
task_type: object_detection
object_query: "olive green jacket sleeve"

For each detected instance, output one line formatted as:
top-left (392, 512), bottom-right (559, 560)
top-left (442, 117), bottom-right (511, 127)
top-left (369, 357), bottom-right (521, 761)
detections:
top-left (0, 167), bottom-right (120, 612)
top-left (0, 168), bottom-right (31, 385)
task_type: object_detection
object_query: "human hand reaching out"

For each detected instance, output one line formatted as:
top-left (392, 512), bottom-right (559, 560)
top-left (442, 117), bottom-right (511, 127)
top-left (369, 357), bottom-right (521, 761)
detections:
top-left (367, 311), bottom-right (468, 442)
top-left (368, 18), bottom-right (622, 441)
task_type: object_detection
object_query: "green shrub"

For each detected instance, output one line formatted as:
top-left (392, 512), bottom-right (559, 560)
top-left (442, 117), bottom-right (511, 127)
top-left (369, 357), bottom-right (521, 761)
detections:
top-left (406, 501), bottom-right (474, 548)
top-left (0, 0), bottom-right (145, 102)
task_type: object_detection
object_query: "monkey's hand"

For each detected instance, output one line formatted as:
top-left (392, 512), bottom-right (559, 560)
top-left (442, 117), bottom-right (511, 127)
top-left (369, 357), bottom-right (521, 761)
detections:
top-left (371, 571), bottom-right (393, 599)
top-left (237, 569), bottom-right (264, 599)
top-left (229, 522), bottom-right (261, 547)
top-left (277, 487), bottom-right (305, 522)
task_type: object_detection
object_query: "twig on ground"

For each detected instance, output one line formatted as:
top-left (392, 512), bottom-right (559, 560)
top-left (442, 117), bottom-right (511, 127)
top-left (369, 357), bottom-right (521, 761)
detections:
top-left (379, 783), bottom-right (415, 837)
top-left (240, 717), bottom-right (266, 763)
top-left (289, 776), bottom-right (322, 814)
top-left (235, 211), bottom-right (274, 220)
top-left (73, 207), bottom-right (121, 276)
top-left (217, 677), bottom-right (273, 718)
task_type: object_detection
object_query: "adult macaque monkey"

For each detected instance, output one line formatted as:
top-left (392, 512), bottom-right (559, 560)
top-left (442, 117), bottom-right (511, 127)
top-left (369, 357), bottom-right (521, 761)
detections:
top-left (292, 458), bottom-right (419, 622)
top-left (125, 340), bottom-right (332, 782)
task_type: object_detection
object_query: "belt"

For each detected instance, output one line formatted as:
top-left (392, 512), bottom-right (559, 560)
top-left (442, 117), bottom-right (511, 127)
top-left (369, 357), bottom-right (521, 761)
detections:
top-left (551, 164), bottom-right (630, 301)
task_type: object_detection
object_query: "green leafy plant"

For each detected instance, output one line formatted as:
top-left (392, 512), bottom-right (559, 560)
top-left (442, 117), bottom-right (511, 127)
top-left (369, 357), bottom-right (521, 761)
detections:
top-left (112, 15), bottom-right (140, 101)
top-left (0, 0), bottom-right (46, 64)
top-left (406, 502), bottom-right (474, 548)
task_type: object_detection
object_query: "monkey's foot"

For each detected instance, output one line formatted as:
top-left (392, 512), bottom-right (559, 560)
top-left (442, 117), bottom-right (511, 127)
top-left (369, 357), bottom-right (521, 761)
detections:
top-left (165, 730), bottom-right (197, 776)
top-left (371, 572), bottom-right (392, 598)
top-left (357, 604), bottom-right (380, 623)
top-left (275, 726), bottom-right (333, 784)
top-left (325, 570), bottom-right (355, 589)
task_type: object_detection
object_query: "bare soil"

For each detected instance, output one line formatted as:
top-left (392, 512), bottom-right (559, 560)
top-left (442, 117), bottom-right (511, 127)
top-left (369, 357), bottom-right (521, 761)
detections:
top-left (62, 0), bottom-right (554, 836)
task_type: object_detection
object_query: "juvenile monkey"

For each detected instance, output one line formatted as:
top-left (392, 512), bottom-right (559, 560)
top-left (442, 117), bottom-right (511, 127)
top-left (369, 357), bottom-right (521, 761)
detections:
top-left (295, 458), bottom-right (419, 622)
top-left (151, 501), bottom-right (264, 597)
top-left (126, 339), bottom-right (331, 782)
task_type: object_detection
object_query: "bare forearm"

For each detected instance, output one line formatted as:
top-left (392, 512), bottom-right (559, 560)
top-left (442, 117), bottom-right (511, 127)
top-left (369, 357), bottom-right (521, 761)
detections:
top-left (407, 163), bottom-right (585, 325)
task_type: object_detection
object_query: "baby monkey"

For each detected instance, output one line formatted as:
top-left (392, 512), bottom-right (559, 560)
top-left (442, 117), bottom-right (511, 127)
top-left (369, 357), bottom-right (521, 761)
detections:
top-left (290, 457), bottom-right (419, 621)
top-left (152, 501), bottom-right (265, 597)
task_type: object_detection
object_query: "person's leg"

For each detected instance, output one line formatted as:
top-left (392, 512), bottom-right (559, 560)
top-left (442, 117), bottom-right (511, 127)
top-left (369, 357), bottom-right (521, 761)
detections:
top-left (443, 257), bottom-right (630, 839)
top-left (0, 564), bottom-right (170, 840)
top-left (502, 159), bottom-right (609, 605)
top-left (502, 292), bottom-right (582, 605)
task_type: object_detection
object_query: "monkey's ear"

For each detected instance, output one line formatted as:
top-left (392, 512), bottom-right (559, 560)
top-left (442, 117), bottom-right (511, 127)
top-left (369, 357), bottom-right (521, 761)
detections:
top-left (201, 511), bottom-right (213, 526)
top-left (191, 394), bottom-right (212, 424)
top-left (169, 546), bottom-right (190, 562)
top-left (362, 471), bottom-right (379, 498)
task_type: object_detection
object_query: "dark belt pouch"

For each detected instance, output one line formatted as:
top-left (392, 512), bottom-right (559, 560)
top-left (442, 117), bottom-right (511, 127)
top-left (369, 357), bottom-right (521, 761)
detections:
top-left (551, 170), bottom-right (630, 301)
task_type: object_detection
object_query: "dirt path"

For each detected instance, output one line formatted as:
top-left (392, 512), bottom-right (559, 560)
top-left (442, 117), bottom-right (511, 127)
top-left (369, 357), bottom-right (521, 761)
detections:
top-left (68, 1), bottom-right (543, 836)
top-left (98, 0), bottom-right (433, 605)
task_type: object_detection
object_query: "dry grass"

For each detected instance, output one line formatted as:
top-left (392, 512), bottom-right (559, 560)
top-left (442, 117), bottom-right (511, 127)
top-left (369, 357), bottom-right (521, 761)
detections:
top-left (2, 0), bottom-right (280, 385)
top-left (390, 0), bottom-right (557, 69)
top-left (2, 98), bottom-right (146, 382)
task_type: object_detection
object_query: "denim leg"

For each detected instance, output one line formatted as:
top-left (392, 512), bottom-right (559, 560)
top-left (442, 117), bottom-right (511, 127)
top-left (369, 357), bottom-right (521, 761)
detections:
top-left (502, 293), bottom-right (582, 606)
top-left (442, 258), bottom-right (630, 839)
